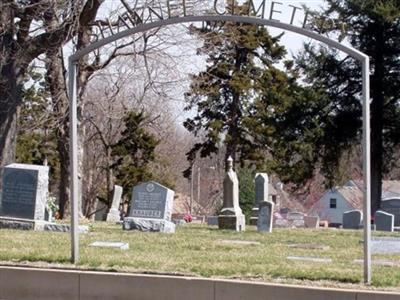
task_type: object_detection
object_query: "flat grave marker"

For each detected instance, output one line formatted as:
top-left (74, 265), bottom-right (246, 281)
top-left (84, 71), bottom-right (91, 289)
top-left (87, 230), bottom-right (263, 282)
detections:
top-left (217, 239), bottom-right (261, 246)
top-left (286, 256), bottom-right (332, 263)
top-left (90, 241), bottom-right (129, 250)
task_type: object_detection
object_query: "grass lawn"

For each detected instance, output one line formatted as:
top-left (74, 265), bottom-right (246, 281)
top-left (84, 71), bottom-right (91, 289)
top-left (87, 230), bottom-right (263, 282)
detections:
top-left (0, 223), bottom-right (399, 290)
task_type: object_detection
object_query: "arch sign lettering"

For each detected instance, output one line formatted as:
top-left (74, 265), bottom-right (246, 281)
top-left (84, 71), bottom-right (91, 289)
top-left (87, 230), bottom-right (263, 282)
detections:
top-left (68, 0), bottom-right (372, 283)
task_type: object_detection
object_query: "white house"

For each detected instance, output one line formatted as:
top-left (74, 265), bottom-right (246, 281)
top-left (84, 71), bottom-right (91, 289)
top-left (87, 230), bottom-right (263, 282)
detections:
top-left (309, 180), bottom-right (400, 225)
top-left (308, 182), bottom-right (363, 225)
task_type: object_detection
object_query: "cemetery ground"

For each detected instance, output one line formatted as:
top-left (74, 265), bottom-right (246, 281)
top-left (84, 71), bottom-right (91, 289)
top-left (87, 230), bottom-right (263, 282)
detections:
top-left (0, 224), bottom-right (400, 291)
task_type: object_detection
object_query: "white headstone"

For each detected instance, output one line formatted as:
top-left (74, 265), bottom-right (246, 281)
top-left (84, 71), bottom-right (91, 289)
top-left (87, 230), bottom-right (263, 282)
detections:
top-left (106, 185), bottom-right (123, 222)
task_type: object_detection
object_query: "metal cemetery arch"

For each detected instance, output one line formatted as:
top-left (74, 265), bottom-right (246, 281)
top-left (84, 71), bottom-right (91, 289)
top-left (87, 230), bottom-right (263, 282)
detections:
top-left (68, 15), bottom-right (371, 283)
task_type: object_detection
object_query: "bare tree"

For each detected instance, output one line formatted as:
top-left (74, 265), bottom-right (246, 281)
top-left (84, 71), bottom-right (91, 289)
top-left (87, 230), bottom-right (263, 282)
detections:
top-left (0, 0), bottom-right (104, 171)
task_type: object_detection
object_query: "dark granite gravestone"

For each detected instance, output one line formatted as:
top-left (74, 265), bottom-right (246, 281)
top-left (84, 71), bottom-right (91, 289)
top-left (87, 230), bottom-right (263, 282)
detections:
top-left (128, 181), bottom-right (173, 220)
top-left (342, 210), bottom-right (362, 229)
top-left (207, 216), bottom-right (218, 226)
top-left (250, 173), bottom-right (268, 225)
top-left (123, 181), bottom-right (175, 233)
top-left (380, 198), bottom-right (400, 226)
top-left (0, 163), bottom-right (49, 221)
top-left (257, 201), bottom-right (274, 232)
top-left (375, 210), bottom-right (394, 232)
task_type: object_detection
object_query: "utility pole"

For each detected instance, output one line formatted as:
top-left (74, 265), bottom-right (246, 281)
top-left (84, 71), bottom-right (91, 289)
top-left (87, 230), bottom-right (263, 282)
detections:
top-left (197, 166), bottom-right (201, 212)
top-left (189, 165), bottom-right (194, 214)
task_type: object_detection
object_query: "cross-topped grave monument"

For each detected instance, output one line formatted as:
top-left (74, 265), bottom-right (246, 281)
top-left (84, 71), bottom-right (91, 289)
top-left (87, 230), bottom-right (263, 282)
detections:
top-left (218, 157), bottom-right (245, 232)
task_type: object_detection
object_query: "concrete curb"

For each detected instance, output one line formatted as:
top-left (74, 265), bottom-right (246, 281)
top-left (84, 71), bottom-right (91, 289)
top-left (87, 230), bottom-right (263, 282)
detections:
top-left (0, 266), bottom-right (399, 300)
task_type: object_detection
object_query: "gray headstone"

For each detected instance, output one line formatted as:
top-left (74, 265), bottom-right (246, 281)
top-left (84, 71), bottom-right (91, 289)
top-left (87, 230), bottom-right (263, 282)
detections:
top-left (255, 173), bottom-right (269, 203)
top-left (287, 212), bottom-right (305, 227)
top-left (124, 181), bottom-right (175, 233)
top-left (94, 200), bottom-right (108, 221)
top-left (342, 210), bottom-right (362, 229)
top-left (381, 198), bottom-right (400, 226)
top-left (0, 163), bottom-right (49, 220)
top-left (106, 185), bottom-right (123, 222)
top-left (274, 218), bottom-right (289, 227)
top-left (218, 157), bottom-right (245, 231)
top-left (304, 216), bottom-right (320, 228)
top-left (207, 216), bottom-right (218, 226)
top-left (257, 201), bottom-right (274, 232)
top-left (287, 212), bottom-right (304, 220)
top-left (128, 181), bottom-right (174, 220)
top-left (250, 173), bottom-right (269, 225)
top-left (375, 210), bottom-right (394, 232)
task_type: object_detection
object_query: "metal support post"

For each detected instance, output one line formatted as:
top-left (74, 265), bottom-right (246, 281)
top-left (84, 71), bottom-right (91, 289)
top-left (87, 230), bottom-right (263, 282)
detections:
top-left (68, 59), bottom-right (79, 264)
top-left (362, 57), bottom-right (371, 284)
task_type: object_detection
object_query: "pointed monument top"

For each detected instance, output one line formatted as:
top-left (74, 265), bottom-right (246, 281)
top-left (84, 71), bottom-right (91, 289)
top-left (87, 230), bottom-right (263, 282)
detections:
top-left (227, 156), bottom-right (233, 171)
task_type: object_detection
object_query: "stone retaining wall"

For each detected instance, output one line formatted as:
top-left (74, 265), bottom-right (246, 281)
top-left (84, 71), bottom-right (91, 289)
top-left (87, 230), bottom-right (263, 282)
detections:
top-left (0, 266), bottom-right (399, 300)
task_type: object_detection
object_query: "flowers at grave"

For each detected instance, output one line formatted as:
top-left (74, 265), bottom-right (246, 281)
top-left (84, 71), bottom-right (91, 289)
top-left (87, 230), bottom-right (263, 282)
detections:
top-left (46, 195), bottom-right (59, 214)
top-left (184, 213), bottom-right (193, 223)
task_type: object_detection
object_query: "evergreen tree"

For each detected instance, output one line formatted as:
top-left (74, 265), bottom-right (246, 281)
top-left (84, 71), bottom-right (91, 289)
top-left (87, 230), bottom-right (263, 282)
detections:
top-left (111, 111), bottom-right (160, 197)
top-left (238, 166), bottom-right (255, 221)
top-left (184, 3), bottom-right (300, 174)
top-left (288, 0), bottom-right (400, 213)
top-left (16, 70), bottom-right (59, 187)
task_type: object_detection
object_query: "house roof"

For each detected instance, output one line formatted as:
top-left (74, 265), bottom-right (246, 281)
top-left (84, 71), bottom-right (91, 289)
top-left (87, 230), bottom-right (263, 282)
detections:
top-left (268, 183), bottom-right (277, 195)
top-left (337, 186), bottom-right (364, 210)
top-left (382, 181), bottom-right (400, 198)
top-left (351, 180), bottom-right (400, 198)
top-left (337, 180), bottom-right (400, 208)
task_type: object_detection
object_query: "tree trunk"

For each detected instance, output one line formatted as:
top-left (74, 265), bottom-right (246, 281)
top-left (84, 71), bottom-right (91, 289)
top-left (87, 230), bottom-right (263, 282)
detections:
top-left (0, 3), bottom-right (23, 172)
top-left (224, 46), bottom-right (247, 171)
top-left (57, 131), bottom-right (71, 218)
top-left (106, 146), bottom-right (114, 207)
top-left (0, 82), bottom-right (20, 169)
top-left (45, 48), bottom-right (71, 218)
top-left (370, 25), bottom-right (385, 216)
